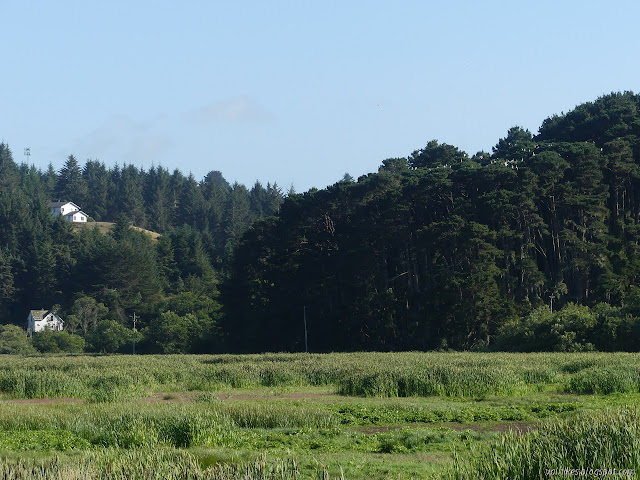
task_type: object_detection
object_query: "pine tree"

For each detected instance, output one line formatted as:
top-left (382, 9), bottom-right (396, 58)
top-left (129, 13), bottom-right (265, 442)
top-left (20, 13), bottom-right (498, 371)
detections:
top-left (82, 160), bottom-right (111, 220)
top-left (118, 164), bottom-right (147, 227)
top-left (223, 183), bottom-right (252, 259)
top-left (145, 166), bottom-right (172, 232)
top-left (0, 249), bottom-right (16, 308)
top-left (56, 155), bottom-right (88, 204)
top-left (177, 173), bottom-right (206, 229)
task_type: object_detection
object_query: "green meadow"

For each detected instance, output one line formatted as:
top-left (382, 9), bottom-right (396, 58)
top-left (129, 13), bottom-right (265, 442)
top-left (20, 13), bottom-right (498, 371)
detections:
top-left (0, 352), bottom-right (638, 479)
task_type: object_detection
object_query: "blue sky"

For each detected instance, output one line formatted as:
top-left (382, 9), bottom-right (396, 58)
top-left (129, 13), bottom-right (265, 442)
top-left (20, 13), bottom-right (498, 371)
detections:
top-left (2, 1), bottom-right (639, 192)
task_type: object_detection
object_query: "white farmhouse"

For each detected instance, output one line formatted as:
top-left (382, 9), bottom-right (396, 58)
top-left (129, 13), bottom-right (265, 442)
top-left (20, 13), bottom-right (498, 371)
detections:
top-left (27, 309), bottom-right (64, 333)
top-left (49, 202), bottom-right (88, 223)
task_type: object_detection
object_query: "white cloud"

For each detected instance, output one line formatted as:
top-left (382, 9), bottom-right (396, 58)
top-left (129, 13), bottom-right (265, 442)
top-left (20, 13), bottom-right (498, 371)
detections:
top-left (189, 96), bottom-right (271, 125)
top-left (75, 115), bottom-right (172, 164)
top-left (76, 115), bottom-right (137, 154)
top-left (129, 134), bottom-right (172, 162)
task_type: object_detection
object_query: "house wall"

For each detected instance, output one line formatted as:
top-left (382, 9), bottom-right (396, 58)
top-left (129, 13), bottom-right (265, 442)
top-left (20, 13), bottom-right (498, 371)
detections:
top-left (61, 204), bottom-right (74, 215)
top-left (63, 213), bottom-right (87, 223)
top-left (33, 320), bottom-right (63, 332)
top-left (27, 313), bottom-right (63, 332)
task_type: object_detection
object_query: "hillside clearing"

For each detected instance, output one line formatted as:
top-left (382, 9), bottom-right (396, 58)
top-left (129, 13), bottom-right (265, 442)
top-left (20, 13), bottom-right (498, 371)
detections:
top-left (71, 221), bottom-right (161, 240)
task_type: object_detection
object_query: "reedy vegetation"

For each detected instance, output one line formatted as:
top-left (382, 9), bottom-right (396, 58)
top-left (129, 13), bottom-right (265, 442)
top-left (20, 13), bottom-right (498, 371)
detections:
top-left (1, 352), bottom-right (640, 401)
top-left (453, 408), bottom-right (640, 479)
top-left (0, 353), bottom-right (638, 478)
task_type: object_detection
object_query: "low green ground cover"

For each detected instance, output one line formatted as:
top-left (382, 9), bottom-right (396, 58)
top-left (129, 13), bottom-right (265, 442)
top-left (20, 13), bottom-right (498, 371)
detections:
top-left (0, 352), bottom-right (637, 478)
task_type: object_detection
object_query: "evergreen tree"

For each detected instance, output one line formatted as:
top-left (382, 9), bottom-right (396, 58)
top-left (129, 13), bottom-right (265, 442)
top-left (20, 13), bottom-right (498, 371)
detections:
top-left (56, 155), bottom-right (88, 204)
top-left (492, 126), bottom-right (535, 162)
top-left (223, 182), bottom-right (252, 259)
top-left (82, 160), bottom-right (110, 220)
top-left (177, 173), bottom-right (206, 229)
top-left (118, 164), bottom-right (147, 227)
top-left (409, 140), bottom-right (468, 168)
top-left (145, 165), bottom-right (172, 232)
top-left (0, 249), bottom-right (16, 318)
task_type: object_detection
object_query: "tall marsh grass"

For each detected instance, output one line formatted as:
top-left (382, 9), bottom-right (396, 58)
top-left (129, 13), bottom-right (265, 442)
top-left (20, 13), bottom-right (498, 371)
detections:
top-left (0, 451), bottom-right (326, 480)
top-left (0, 352), bottom-right (639, 400)
top-left (0, 402), bottom-right (338, 449)
top-left (453, 408), bottom-right (640, 479)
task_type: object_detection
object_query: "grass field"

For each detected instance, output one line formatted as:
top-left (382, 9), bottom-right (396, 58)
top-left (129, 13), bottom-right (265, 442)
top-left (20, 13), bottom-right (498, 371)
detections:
top-left (71, 221), bottom-right (161, 240)
top-left (0, 352), bottom-right (638, 479)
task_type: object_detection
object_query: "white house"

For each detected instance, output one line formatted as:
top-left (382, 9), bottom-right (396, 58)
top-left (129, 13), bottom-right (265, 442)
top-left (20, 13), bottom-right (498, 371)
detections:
top-left (27, 309), bottom-right (64, 333)
top-left (49, 202), bottom-right (88, 223)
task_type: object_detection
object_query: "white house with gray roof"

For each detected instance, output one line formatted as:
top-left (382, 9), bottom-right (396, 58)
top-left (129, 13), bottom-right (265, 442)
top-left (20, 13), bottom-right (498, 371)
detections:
top-left (49, 202), bottom-right (88, 223)
top-left (27, 310), bottom-right (64, 333)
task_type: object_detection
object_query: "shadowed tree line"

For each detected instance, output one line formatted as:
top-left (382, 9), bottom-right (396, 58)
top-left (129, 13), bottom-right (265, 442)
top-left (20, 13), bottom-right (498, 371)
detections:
top-left (223, 92), bottom-right (640, 352)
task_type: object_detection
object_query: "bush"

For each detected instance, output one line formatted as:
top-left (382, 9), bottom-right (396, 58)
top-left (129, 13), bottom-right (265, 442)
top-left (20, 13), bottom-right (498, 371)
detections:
top-left (88, 320), bottom-right (131, 353)
top-left (0, 325), bottom-right (36, 355)
top-left (32, 330), bottom-right (85, 353)
top-left (493, 304), bottom-right (599, 352)
top-left (145, 311), bottom-right (197, 353)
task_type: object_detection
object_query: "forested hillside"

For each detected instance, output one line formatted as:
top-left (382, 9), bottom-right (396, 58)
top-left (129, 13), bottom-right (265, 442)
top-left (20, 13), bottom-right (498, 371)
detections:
top-left (0, 152), bottom-right (283, 352)
top-left (3, 92), bottom-right (640, 353)
top-left (224, 92), bottom-right (640, 352)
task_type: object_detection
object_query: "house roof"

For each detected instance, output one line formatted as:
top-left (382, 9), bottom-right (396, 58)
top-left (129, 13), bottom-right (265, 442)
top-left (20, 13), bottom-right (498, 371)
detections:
top-left (49, 201), bottom-right (81, 209)
top-left (29, 309), bottom-right (50, 320)
top-left (29, 310), bottom-right (63, 320)
top-left (62, 209), bottom-right (87, 217)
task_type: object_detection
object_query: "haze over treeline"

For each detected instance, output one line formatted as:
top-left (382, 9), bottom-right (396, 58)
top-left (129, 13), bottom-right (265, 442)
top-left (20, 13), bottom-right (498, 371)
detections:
top-left (3, 92), bottom-right (640, 353)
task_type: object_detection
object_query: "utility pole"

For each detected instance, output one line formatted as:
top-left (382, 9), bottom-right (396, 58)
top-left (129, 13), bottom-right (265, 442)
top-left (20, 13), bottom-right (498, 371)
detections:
top-left (129, 312), bottom-right (137, 354)
top-left (549, 295), bottom-right (555, 314)
top-left (303, 305), bottom-right (308, 353)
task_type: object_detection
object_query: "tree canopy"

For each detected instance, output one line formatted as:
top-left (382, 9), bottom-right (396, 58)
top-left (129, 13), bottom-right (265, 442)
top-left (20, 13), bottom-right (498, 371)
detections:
top-left (4, 92), bottom-right (640, 353)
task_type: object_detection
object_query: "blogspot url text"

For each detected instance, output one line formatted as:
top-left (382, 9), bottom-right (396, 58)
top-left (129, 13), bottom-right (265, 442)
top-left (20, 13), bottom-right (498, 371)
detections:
top-left (546, 468), bottom-right (635, 477)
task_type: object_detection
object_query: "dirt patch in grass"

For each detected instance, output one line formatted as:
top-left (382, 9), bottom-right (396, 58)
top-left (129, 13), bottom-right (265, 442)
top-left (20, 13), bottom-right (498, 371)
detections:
top-left (139, 393), bottom-right (196, 402)
top-left (4, 397), bottom-right (84, 404)
top-left (354, 421), bottom-right (538, 435)
top-left (355, 424), bottom-right (408, 434)
top-left (438, 421), bottom-right (537, 433)
top-left (136, 390), bottom-right (337, 403)
top-left (214, 391), bottom-right (336, 401)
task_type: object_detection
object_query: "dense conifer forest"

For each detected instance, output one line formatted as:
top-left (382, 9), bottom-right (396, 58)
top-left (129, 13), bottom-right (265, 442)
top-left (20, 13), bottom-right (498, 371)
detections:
top-left (3, 92), bottom-right (640, 353)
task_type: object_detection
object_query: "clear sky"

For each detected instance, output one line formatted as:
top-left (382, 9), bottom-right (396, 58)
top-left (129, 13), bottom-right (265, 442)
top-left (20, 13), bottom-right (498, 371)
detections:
top-left (2, 0), bottom-right (639, 192)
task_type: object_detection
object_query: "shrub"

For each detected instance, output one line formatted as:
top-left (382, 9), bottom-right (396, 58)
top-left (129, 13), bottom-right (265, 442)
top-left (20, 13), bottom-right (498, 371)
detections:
top-left (32, 330), bottom-right (85, 353)
top-left (493, 304), bottom-right (599, 352)
top-left (0, 325), bottom-right (36, 355)
top-left (88, 320), bottom-right (131, 353)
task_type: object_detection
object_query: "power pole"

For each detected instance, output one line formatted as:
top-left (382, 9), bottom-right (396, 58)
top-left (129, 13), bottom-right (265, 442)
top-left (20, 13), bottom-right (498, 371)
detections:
top-left (303, 305), bottom-right (308, 353)
top-left (129, 312), bottom-right (137, 354)
top-left (549, 295), bottom-right (555, 314)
